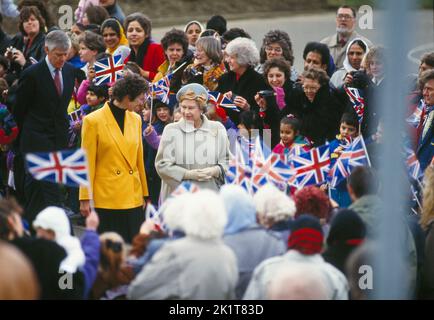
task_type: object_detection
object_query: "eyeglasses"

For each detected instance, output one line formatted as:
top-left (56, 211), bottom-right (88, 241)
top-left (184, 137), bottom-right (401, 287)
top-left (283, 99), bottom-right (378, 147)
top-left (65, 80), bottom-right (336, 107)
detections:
top-left (336, 14), bottom-right (354, 21)
top-left (265, 46), bottom-right (283, 54)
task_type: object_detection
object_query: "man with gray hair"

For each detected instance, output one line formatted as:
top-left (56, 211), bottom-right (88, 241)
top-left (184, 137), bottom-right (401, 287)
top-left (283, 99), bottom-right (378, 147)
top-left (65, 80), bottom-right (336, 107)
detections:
top-left (321, 5), bottom-right (372, 69)
top-left (13, 30), bottom-right (76, 224)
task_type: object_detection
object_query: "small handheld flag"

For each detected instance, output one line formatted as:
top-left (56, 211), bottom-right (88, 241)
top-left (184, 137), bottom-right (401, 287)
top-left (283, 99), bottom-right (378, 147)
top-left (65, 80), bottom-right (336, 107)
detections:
top-left (94, 54), bottom-right (124, 85)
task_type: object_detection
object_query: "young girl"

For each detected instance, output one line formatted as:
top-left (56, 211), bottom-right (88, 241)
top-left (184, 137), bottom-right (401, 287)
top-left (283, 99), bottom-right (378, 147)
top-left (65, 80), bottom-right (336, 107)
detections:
top-left (272, 117), bottom-right (311, 162)
top-left (143, 100), bottom-right (173, 206)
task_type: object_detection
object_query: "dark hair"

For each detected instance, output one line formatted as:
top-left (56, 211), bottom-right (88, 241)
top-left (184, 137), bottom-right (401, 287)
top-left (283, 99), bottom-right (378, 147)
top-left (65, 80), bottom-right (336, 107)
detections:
top-left (123, 61), bottom-right (142, 75)
top-left (280, 117), bottom-right (300, 133)
top-left (349, 40), bottom-right (367, 53)
top-left (263, 58), bottom-right (291, 85)
top-left (161, 28), bottom-right (189, 55)
top-left (88, 83), bottom-right (109, 99)
top-left (112, 74), bottom-right (148, 102)
top-left (19, 6), bottom-right (46, 36)
top-left (124, 13), bottom-right (152, 38)
top-left (338, 5), bottom-right (357, 18)
top-left (419, 69), bottom-right (434, 90)
top-left (206, 15), bottom-right (227, 36)
top-left (79, 30), bottom-right (106, 53)
top-left (239, 110), bottom-right (259, 131)
top-left (302, 67), bottom-right (330, 87)
top-left (222, 28), bottom-right (251, 43)
top-left (152, 99), bottom-right (173, 123)
top-left (85, 5), bottom-right (109, 26)
top-left (347, 166), bottom-right (379, 198)
top-left (18, 0), bottom-right (54, 28)
top-left (101, 18), bottom-right (122, 37)
top-left (303, 41), bottom-right (331, 67)
top-left (340, 112), bottom-right (359, 128)
top-left (260, 30), bottom-right (294, 66)
top-left (421, 51), bottom-right (434, 68)
top-left (0, 198), bottom-right (23, 240)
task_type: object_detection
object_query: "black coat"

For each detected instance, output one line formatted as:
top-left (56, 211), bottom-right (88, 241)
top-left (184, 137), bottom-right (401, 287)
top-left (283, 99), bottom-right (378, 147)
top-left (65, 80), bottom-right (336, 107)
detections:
top-left (9, 32), bottom-right (46, 76)
top-left (218, 67), bottom-right (267, 125)
top-left (13, 59), bottom-right (75, 153)
top-left (283, 83), bottom-right (344, 146)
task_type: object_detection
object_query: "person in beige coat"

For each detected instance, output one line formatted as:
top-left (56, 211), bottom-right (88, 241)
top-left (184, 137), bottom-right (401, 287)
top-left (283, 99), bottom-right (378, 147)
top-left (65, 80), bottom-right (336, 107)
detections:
top-left (155, 83), bottom-right (230, 202)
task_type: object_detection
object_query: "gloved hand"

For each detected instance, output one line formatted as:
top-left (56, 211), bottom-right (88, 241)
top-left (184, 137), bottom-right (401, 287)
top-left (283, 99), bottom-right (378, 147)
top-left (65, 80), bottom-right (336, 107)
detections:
top-left (197, 166), bottom-right (221, 178)
top-left (183, 169), bottom-right (213, 181)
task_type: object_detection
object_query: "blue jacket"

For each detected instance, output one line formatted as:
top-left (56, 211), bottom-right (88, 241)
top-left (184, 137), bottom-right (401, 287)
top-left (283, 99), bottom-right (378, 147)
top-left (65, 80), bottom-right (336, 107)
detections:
top-left (417, 113), bottom-right (434, 172)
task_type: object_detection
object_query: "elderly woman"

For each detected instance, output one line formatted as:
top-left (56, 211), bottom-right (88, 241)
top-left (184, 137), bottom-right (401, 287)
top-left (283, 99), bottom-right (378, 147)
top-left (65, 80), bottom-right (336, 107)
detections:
top-left (284, 67), bottom-right (343, 146)
top-left (253, 183), bottom-right (296, 244)
top-left (79, 74), bottom-right (149, 242)
top-left (182, 36), bottom-right (225, 91)
top-left (330, 39), bottom-right (370, 89)
top-left (101, 18), bottom-right (131, 62)
top-left (184, 20), bottom-right (203, 53)
top-left (255, 29), bottom-right (298, 82)
top-left (7, 6), bottom-right (46, 76)
top-left (218, 37), bottom-right (267, 125)
top-left (128, 190), bottom-right (238, 300)
top-left (220, 184), bottom-right (285, 299)
top-left (123, 13), bottom-right (165, 81)
top-left (155, 83), bottom-right (229, 202)
top-left (154, 28), bottom-right (193, 104)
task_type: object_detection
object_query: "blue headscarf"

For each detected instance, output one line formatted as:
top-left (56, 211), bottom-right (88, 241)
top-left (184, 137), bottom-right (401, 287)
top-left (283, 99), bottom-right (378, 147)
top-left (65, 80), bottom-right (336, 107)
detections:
top-left (220, 184), bottom-right (257, 235)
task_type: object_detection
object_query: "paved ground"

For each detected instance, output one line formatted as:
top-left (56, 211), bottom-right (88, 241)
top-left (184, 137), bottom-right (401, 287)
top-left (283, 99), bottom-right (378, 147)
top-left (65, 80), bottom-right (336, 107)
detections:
top-left (153, 10), bottom-right (434, 72)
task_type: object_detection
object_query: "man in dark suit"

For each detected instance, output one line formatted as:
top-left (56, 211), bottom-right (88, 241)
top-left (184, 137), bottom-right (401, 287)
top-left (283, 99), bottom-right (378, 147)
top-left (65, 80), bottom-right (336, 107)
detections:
top-left (13, 30), bottom-right (75, 224)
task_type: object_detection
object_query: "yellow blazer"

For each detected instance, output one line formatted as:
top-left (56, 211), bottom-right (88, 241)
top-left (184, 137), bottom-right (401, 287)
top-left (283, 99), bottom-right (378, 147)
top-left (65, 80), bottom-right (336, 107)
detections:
top-left (79, 103), bottom-right (148, 209)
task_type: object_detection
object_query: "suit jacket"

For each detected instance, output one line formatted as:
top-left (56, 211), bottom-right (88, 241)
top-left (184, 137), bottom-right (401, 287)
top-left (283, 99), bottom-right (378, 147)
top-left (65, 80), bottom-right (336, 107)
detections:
top-left (13, 59), bottom-right (75, 153)
top-left (79, 103), bottom-right (148, 209)
top-left (417, 112), bottom-right (434, 172)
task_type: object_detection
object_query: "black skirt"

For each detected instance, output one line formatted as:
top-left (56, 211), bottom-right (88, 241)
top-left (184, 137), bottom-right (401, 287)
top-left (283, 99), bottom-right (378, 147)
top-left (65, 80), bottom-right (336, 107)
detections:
top-left (95, 206), bottom-right (144, 243)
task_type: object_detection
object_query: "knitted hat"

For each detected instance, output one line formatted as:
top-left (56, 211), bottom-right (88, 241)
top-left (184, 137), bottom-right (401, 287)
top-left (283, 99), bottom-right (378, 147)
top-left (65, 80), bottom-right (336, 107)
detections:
top-left (326, 209), bottom-right (366, 247)
top-left (288, 214), bottom-right (324, 255)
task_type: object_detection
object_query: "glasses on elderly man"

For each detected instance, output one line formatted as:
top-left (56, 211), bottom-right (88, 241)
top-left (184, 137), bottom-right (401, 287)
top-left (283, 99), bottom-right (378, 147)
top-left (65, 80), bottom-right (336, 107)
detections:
top-left (336, 14), bottom-right (354, 20)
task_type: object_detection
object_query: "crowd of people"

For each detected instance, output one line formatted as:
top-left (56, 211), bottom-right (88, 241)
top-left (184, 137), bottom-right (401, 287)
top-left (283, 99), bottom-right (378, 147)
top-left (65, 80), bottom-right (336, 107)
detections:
top-left (0, 0), bottom-right (433, 300)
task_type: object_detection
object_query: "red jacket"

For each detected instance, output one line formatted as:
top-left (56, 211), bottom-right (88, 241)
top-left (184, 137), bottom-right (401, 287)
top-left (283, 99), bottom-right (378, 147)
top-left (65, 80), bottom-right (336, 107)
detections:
top-left (125, 42), bottom-right (165, 81)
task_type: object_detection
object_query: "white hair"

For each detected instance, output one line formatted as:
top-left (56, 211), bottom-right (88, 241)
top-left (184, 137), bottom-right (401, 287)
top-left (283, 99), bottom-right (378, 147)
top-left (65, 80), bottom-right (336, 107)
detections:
top-left (45, 30), bottom-right (71, 52)
top-left (183, 190), bottom-right (227, 239)
top-left (161, 193), bottom-right (194, 232)
top-left (225, 37), bottom-right (259, 67)
top-left (267, 263), bottom-right (330, 300)
top-left (253, 184), bottom-right (296, 222)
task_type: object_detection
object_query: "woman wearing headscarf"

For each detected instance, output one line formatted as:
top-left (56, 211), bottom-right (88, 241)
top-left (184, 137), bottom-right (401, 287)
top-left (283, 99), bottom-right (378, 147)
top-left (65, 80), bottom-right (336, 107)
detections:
top-left (101, 18), bottom-right (131, 62)
top-left (155, 83), bottom-right (229, 202)
top-left (184, 20), bottom-right (203, 54)
top-left (322, 209), bottom-right (366, 273)
top-left (221, 184), bottom-right (285, 299)
top-left (330, 38), bottom-right (369, 89)
top-left (123, 13), bottom-right (165, 81)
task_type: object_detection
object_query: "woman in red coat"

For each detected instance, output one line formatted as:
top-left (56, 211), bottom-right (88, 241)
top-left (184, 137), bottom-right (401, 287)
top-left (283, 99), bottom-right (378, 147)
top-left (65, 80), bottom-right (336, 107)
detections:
top-left (124, 13), bottom-right (165, 81)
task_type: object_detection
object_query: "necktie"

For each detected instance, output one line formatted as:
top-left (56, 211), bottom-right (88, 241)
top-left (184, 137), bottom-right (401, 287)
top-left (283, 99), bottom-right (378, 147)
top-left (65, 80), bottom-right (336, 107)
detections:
top-left (54, 69), bottom-right (62, 96)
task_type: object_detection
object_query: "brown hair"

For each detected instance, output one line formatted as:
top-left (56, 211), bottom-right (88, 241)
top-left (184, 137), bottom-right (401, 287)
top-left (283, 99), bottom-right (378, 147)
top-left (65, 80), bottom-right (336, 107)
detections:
top-left (263, 57), bottom-right (291, 85)
top-left (418, 69), bottom-right (434, 91)
top-left (302, 67), bottom-right (330, 87)
top-left (19, 6), bottom-right (46, 36)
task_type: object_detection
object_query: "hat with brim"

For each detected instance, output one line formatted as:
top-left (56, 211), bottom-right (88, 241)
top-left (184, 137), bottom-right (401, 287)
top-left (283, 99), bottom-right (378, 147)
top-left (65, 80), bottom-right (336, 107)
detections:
top-left (176, 83), bottom-right (208, 103)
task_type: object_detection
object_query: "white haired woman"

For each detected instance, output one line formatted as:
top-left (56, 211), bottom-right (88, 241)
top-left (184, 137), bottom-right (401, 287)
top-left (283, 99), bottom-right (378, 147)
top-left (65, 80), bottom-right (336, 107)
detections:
top-left (155, 83), bottom-right (230, 202)
top-left (253, 183), bottom-right (297, 244)
top-left (218, 37), bottom-right (267, 125)
top-left (127, 190), bottom-right (238, 300)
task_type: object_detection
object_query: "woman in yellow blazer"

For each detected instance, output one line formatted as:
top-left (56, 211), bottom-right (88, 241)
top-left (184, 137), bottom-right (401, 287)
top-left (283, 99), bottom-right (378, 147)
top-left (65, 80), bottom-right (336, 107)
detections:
top-left (79, 74), bottom-right (149, 242)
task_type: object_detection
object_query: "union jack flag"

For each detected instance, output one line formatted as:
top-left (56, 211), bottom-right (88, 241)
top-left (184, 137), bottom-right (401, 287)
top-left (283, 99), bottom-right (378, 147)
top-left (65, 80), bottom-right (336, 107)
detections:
top-left (406, 99), bottom-right (425, 128)
top-left (171, 181), bottom-right (200, 197)
top-left (405, 148), bottom-right (423, 180)
top-left (344, 86), bottom-right (365, 123)
top-left (233, 141), bottom-right (252, 193)
top-left (328, 136), bottom-right (371, 188)
top-left (208, 91), bottom-right (239, 112)
top-left (145, 201), bottom-right (167, 232)
top-left (250, 136), bottom-right (269, 191)
top-left (290, 145), bottom-right (330, 188)
top-left (152, 73), bottom-right (173, 104)
top-left (25, 149), bottom-right (89, 187)
top-left (94, 54), bottom-right (124, 85)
